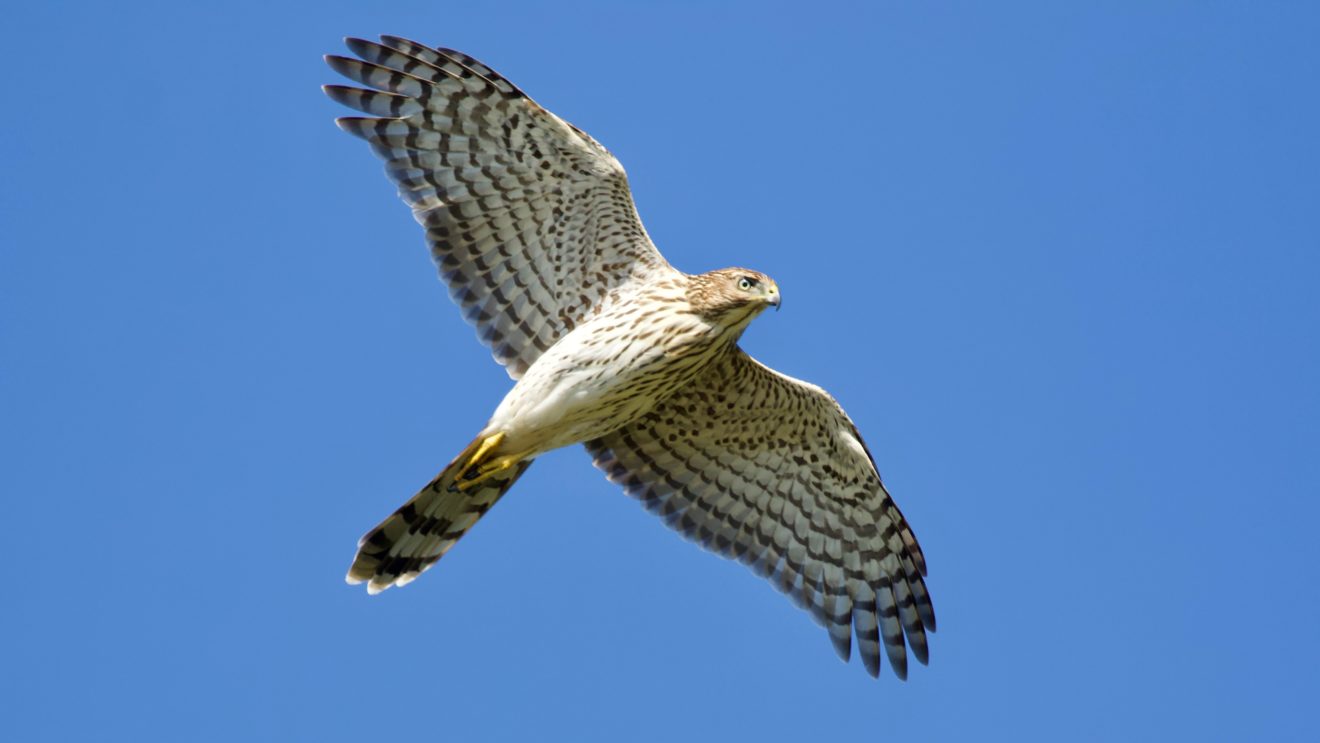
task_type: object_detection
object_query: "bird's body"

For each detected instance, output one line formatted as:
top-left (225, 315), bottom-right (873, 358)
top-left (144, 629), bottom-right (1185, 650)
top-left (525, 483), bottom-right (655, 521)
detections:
top-left (325, 36), bottom-right (936, 681)
top-left (484, 271), bottom-right (743, 458)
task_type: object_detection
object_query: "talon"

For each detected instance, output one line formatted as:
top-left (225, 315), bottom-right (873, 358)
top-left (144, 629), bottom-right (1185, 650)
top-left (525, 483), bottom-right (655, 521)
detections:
top-left (464, 432), bottom-right (505, 470)
top-left (455, 452), bottom-right (529, 491)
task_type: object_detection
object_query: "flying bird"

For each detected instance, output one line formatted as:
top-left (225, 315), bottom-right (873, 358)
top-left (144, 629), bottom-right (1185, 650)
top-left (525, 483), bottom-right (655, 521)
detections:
top-left (324, 36), bottom-right (935, 680)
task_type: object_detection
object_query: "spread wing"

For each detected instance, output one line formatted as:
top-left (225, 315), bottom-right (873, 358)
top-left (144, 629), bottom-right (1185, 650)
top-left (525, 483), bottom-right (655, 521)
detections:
top-left (325, 37), bottom-right (673, 378)
top-left (586, 349), bottom-right (936, 679)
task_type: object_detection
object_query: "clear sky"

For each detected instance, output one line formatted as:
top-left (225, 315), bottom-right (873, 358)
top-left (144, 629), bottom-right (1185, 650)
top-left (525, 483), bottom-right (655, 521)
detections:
top-left (3, 2), bottom-right (1318, 741)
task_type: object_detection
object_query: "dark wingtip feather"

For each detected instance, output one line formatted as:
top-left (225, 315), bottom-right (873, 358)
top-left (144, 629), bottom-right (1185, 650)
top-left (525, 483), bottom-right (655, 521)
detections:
top-left (344, 36), bottom-right (374, 53)
top-left (324, 54), bottom-right (356, 75)
top-left (828, 629), bottom-right (851, 663)
top-left (380, 34), bottom-right (423, 47)
top-left (910, 638), bottom-right (930, 666)
top-left (322, 84), bottom-right (352, 105)
top-left (334, 117), bottom-right (378, 140)
top-left (861, 647), bottom-right (881, 679)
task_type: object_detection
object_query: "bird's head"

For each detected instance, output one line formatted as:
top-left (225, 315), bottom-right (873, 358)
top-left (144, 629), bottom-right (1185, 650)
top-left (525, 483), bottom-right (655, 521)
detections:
top-left (688, 268), bottom-right (781, 326)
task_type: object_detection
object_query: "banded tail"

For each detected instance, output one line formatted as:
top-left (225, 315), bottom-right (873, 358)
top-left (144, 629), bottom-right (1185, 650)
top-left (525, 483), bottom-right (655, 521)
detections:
top-left (347, 434), bottom-right (533, 594)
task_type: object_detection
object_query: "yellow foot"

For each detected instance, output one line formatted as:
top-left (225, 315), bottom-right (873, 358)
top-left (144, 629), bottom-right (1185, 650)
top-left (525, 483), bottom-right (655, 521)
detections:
top-left (454, 452), bottom-right (530, 492)
top-left (462, 431), bottom-right (505, 470)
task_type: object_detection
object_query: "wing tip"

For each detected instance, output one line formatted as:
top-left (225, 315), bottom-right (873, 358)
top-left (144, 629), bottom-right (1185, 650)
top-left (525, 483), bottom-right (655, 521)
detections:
top-left (828, 628), bottom-right (851, 663)
top-left (334, 117), bottom-right (378, 139)
top-left (861, 651), bottom-right (881, 679)
top-left (380, 34), bottom-right (420, 48)
top-left (344, 37), bottom-right (379, 59)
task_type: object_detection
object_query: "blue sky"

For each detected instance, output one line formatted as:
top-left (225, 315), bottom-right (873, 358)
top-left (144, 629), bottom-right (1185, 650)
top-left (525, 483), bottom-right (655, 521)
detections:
top-left (3, 2), bottom-right (1318, 740)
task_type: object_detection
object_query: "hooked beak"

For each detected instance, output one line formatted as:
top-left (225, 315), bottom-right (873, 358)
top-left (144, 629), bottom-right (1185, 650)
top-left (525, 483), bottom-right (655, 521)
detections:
top-left (768, 284), bottom-right (781, 311)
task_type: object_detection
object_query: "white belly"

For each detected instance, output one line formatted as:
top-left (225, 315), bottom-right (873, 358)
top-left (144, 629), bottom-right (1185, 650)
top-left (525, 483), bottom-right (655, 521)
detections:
top-left (484, 296), bottom-right (723, 456)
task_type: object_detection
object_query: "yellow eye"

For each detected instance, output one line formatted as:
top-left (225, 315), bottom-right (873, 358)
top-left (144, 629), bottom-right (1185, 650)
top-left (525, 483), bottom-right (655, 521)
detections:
top-left (738, 277), bottom-right (755, 291)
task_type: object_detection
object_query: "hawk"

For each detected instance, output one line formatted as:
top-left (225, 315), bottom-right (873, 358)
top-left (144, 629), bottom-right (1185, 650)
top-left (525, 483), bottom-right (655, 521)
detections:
top-left (324, 36), bottom-right (935, 680)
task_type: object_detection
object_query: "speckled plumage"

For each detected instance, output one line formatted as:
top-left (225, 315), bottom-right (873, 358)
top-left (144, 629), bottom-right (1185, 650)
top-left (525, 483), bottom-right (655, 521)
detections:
top-left (326, 36), bottom-right (935, 680)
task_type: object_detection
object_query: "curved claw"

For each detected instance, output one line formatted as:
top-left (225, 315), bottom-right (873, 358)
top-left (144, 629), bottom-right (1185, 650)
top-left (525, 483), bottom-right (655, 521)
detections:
top-left (454, 452), bottom-right (529, 491)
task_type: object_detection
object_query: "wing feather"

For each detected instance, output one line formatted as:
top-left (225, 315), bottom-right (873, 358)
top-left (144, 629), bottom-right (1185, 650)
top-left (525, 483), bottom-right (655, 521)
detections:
top-left (325, 37), bottom-right (672, 378)
top-left (586, 348), bottom-right (935, 679)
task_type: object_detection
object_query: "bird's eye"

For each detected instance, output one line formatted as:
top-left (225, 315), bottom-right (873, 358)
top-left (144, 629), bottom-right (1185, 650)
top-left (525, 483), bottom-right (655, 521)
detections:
top-left (738, 277), bottom-right (756, 291)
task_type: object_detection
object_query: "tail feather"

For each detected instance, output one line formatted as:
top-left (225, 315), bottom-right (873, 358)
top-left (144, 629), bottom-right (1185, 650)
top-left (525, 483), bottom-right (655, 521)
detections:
top-left (347, 437), bottom-right (533, 593)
